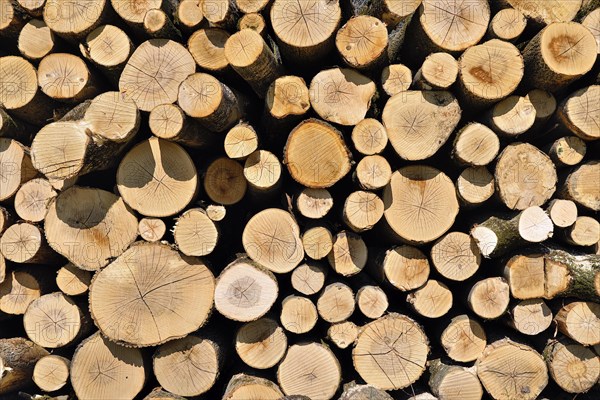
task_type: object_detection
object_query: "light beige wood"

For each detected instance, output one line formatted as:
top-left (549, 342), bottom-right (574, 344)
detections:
top-left (45, 186), bottom-right (138, 271)
top-left (413, 52), bottom-right (458, 90)
top-left (381, 64), bottom-right (412, 96)
top-left (428, 360), bottom-right (483, 400)
top-left (43, 0), bottom-right (109, 40)
top-left (204, 157), bottom-right (247, 205)
top-left (336, 16), bottom-right (388, 70)
top-left (509, 299), bottom-right (552, 335)
top-left (280, 295), bottom-right (318, 334)
top-left (556, 301), bottom-right (600, 345)
top-left (223, 373), bottom-right (283, 400)
top-left (371, 245), bottom-right (430, 291)
top-left (327, 321), bottom-right (358, 349)
top-left (351, 119), bottom-right (388, 156)
top-left (224, 122), bottom-right (259, 160)
top-left (327, 231), bottom-right (368, 276)
top-left (441, 314), bottom-right (486, 362)
top-left (173, 208), bottom-right (218, 256)
top-left (544, 339), bottom-right (600, 394)
top-left (582, 8), bottom-right (600, 54)
top-left (214, 256), bottom-right (278, 321)
top-left (291, 261), bottom-right (327, 295)
top-left (407, 280), bottom-right (452, 319)
top-left (487, 8), bottom-right (527, 41)
top-left (33, 355), bottom-right (69, 392)
top-left (431, 232), bottom-right (481, 281)
top-left (452, 123), bottom-right (500, 166)
top-left (144, 9), bottom-right (181, 40)
top-left (526, 88), bottom-right (557, 131)
top-left (111, 0), bottom-right (161, 28)
top-left (0, 337), bottom-right (49, 395)
top-left (153, 335), bottom-right (221, 397)
top-left (548, 136), bottom-right (587, 167)
top-left (476, 339), bottom-right (548, 400)
top-left (176, 0), bottom-right (205, 34)
top-left (284, 119), bottom-right (352, 188)
top-left (55, 263), bottom-right (92, 296)
top-left (296, 188), bottom-right (334, 218)
top-left (342, 191), bottom-right (384, 232)
top-left (566, 216), bottom-right (599, 246)
top-left (80, 24), bottom-right (133, 84)
top-left (0, 270), bottom-right (41, 316)
top-left (353, 313), bottom-right (428, 390)
top-left (236, 0), bottom-right (269, 13)
top-left (38, 53), bottom-right (100, 103)
top-left (18, 19), bottom-right (55, 61)
top-left (205, 204), bottom-right (226, 221)
top-left (14, 178), bottom-right (56, 222)
top-left (354, 155), bottom-right (392, 190)
top-left (317, 282), bottom-right (355, 323)
top-left (265, 75), bottom-right (311, 124)
top-left (468, 277), bottom-right (510, 319)
top-left (138, 218), bottom-right (166, 242)
top-left (487, 95), bottom-right (536, 137)
top-left (561, 161), bottom-right (599, 211)
top-left (557, 85), bottom-right (599, 141)
top-left (120, 39), bottom-right (195, 112)
top-left (506, 0), bottom-right (582, 25)
top-left (547, 199), bottom-right (578, 228)
top-left (0, 222), bottom-right (55, 264)
top-left (383, 166), bottom-right (459, 244)
top-left (17, 0), bottom-right (46, 17)
top-left (301, 227), bottom-right (333, 261)
top-left (356, 285), bottom-right (388, 319)
top-left (277, 342), bottom-right (341, 400)
top-left (70, 332), bottom-right (145, 400)
top-left (90, 242), bottom-right (215, 347)
top-left (188, 28), bottom-right (230, 73)
top-left (457, 167), bottom-right (495, 207)
top-left (244, 150), bottom-right (282, 195)
top-left (382, 91), bottom-right (461, 161)
top-left (235, 318), bottom-right (287, 369)
top-left (202, 0), bottom-right (239, 28)
top-left (239, 13), bottom-right (266, 36)
top-left (0, 138), bottom-right (36, 202)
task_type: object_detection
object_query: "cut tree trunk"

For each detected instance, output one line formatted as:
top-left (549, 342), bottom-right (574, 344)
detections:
top-left (144, 9), bottom-right (181, 40)
top-left (557, 85), bottom-right (600, 141)
top-left (522, 22), bottom-right (597, 92)
top-left (264, 75), bottom-right (310, 131)
top-left (355, 285), bottom-right (388, 319)
top-left (0, 138), bottom-right (37, 202)
top-left (43, 0), bottom-right (111, 41)
top-left (316, 282), bottom-right (354, 323)
top-left (187, 28), bottom-right (231, 74)
top-left (547, 199), bottom-right (578, 228)
top-left (544, 339), bottom-right (600, 394)
top-left (291, 261), bottom-right (327, 295)
top-left (0, 270), bottom-right (42, 316)
top-left (295, 188), bottom-right (334, 219)
top-left (243, 150), bottom-right (282, 197)
top-left (440, 314), bottom-right (487, 363)
top-left (55, 263), bottom-right (91, 296)
top-left (561, 160), bottom-right (599, 211)
top-left (153, 335), bottom-right (222, 397)
top-left (407, 280), bottom-right (453, 319)
top-left (138, 218), bottom-right (166, 242)
top-left (555, 301), bottom-right (600, 346)
top-left (277, 342), bottom-right (341, 400)
top-left (467, 277), bottom-right (510, 319)
top-left (144, 387), bottom-right (186, 400)
top-left (175, 0), bottom-right (205, 34)
top-left (203, 157), bottom-right (247, 205)
top-left (0, 338), bottom-right (49, 395)
top-left (487, 8), bottom-right (527, 42)
top-left (353, 313), bottom-right (429, 390)
top-left (565, 216), bottom-right (599, 247)
top-left (18, 19), bottom-right (57, 62)
top-left (452, 123), bottom-right (500, 166)
top-left (32, 355), bottom-right (70, 392)
top-left (89, 242), bottom-right (215, 347)
top-left (354, 155), bottom-right (392, 191)
top-left (327, 321), bottom-right (358, 350)
top-left (428, 359), bottom-right (483, 400)
top-left (526, 89), bottom-right (557, 133)
top-left (369, 245), bottom-right (430, 291)
top-left (224, 122), bottom-right (259, 160)
top-left (485, 95), bottom-right (536, 137)
top-left (505, 0), bottom-right (581, 25)
top-left (214, 256), bottom-right (278, 322)
top-left (37, 53), bottom-right (101, 103)
top-left (280, 295), bottom-right (318, 334)
top-left (351, 119), bottom-right (388, 156)
top-left (0, 222), bottom-right (57, 264)
top-left (431, 231), bottom-right (481, 281)
top-left (336, 16), bottom-right (388, 70)
top-left (70, 332), bottom-right (146, 400)
top-left (202, 0), bottom-right (239, 29)
top-left (327, 230), bottom-right (368, 276)
top-left (235, 317), bottom-right (287, 369)
top-left (476, 339), bottom-right (548, 400)
top-left (380, 64), bottom-right (412, 96)
top-left (338, 381), bottom-right (393, 400)
top-left (223, 373), bottom-right (283, 400)
top-left (301, 226), bottom-right (333, 261)
top-left (582, 8), bottom-right (600, 53)
top-left (173, 208), bottom-right (219, 256)
top-left (239, 13), bottom-right (267, 37)
top-left (413, 52), bottom-right (458, 90)
top-left (14, 178), bottom-right (56, 222)
top-left (508, 299), bottom-right (552, 336)
top-left (547, 136), bottom-right (586, 167)
top-left (342, 191), bottom-right (384, 232)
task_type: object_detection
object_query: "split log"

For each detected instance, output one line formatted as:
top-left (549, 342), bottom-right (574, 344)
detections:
top-left (468, 277), bottom-right (510, 319)
top-left (178, 72), bottom-right (244, 132)
top-left (44, 186), bottom-right (138, 270)
top-left (351, 118), bottom-right (388, 156)
top-left (243, 150), bottom-right (282, 196)
top-left (55, 263), bottom-right (91, 296)
top-left (187, 28), bottom-right (231, 74)
top-left (494, 143), bottom-right (557, 210)
top-left (561, 160), bottom-right (599, 211)
top-left (452, 123), bottom-right (500, 167)
top-left (23, 292), bottom-right (88, 348)
top-left (356, 285), bottom-right (388, 319)
top-left (338, 381), bottom-right (393, 400)
top-left (412, 52), bottom-right (458, 90)
top-left (544, 339), bottom-right (600, 394)
top-left (428, 359), bottom-right (482, 400)
top-left (175, 0), bottom-right (205, 34)
top-left (31, 91), bottom-right (140, 180)
top-left (120, 39), bottom-right (195, 112)
top-left (342, 191), bottom-right (384, 232)
top-left (327, 321), bottom-right (358, 350)
top-left (505, 0), bottom-right (581, 25)
top-left (43, 0), bottom-right (110, 41)
top-left (14, 178), bottom-right (56, 222)
top-left (327, 231), bottom-right (368, 276)
top-left (301, 226), bottom-right (333, 261)
top-left (0, 338), bottom-right (49, 395)
top-left (353, 313), bottom-right (429, 390)
top-left (224, 122), bottom-right (259, 160)
top-left (547, 136), bottom-right (586, 167)
top-left (0, 56), bottom-right (55, 125)
top-left (509, 299), bottom-right (552, 336)
top-left (202, 0), bottom-right (239, 29)
top-left (565, 216), bottom-right (599, 247)
top-left (225, 29), bottom-right (282, 98)
top-left (317, 282), bottom-right (355, 323)
top-left (557, 85), bottom-right (599, 141)
top-left (369, 245), bottom-right (430, 291)
top-left (296, 188), bottom-right (334, 219)
top-left (70, 332), bottom-right (146, 400)
top-left (144, 9), bottom-right (181, 40)
top-left (440, 314), bottom-right (487, 363)
top-left (239, 13), bottom-right (266, 36)
top-left (242, 208), bottom-right (303, 273)
top-left (555, 301), bottom-right (600, 345)
top-left (487, 8), bottom-right (527, 42)
top-left (383, 91), bottom-right (461, 161)
top-left (0, 138), bottom-right (37, 202)
top-left (407, 279), bottom-right (452, 319)
top-left (264, 75), bottom-right (310, 130)
top-left (277, 342), bottom-right (341, 400)
top-left (547, 199), bottom-right (578, 228)
top-left (476, 339), bottom-right (548, 400)
top-left (522, 22), bottom-right (597, 91)
top-left (203, 157), bottom-right (247, 205)
top-left (284, 119), bottom-right (352, 188)
top-left (173, 208), bottom-right (219, 256)
top-left (80, 25), bottom-right (134, 85)
top-left (270, 0), bottom-right (341, 64)
top-left (32, 355), bottom-right (69, 392)
top-left (117, 137), bottom-right (198, 217)
top-left (380, 64), bottom-right (411, 96)
top-left (431, 231), bottom-right (481, 281)
top-left (471, 206), bottom-right (554, 258)
top-left (280, 295), bottom-right (318, 334)
top-left (382, 166), bottom-right (459, 244)
top-left (214, 256), bottom-right (278, 321)
top-left (153, 335), bottom-right (222, 397)
top-left (235, 317), bottom-right (287, 369)
top-left (0, 270), bottom-right (41, 316)
top-left (89, 242), bottom-right (215, 346)
top-left (223, 373), bottom-right (283, 400)
top-left (354, 155), bottom-right (392, 190)
top-left (457, 39), bottom-right (523, 109)
top-left (485, 95), bottom-right (536, 137)
top-left (309, 68), bottom-right (376, 126)
top-left (0, 222), bottom-right (56, 264)
top-left (336, 16), bottom-right (388, 70)
top-left (18, 19), bottom-right (56, 62)
top-left (291, 261), bottom-right (327, 295)
top-left (138, 217), bottom-right (166, 242)
top-left (37, 53), bottom-right (101, 103)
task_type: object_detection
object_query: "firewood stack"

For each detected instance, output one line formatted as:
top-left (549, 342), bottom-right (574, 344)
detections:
top-left (1, 0), bottom-right (599, 399)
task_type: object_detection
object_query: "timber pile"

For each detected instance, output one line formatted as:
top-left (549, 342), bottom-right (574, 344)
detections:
top-left (0, 0), bottom-right (599, 399)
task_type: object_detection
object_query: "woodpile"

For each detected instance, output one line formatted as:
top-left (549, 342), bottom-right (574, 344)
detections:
top-left (0, 1), bottom-right (599, 399)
